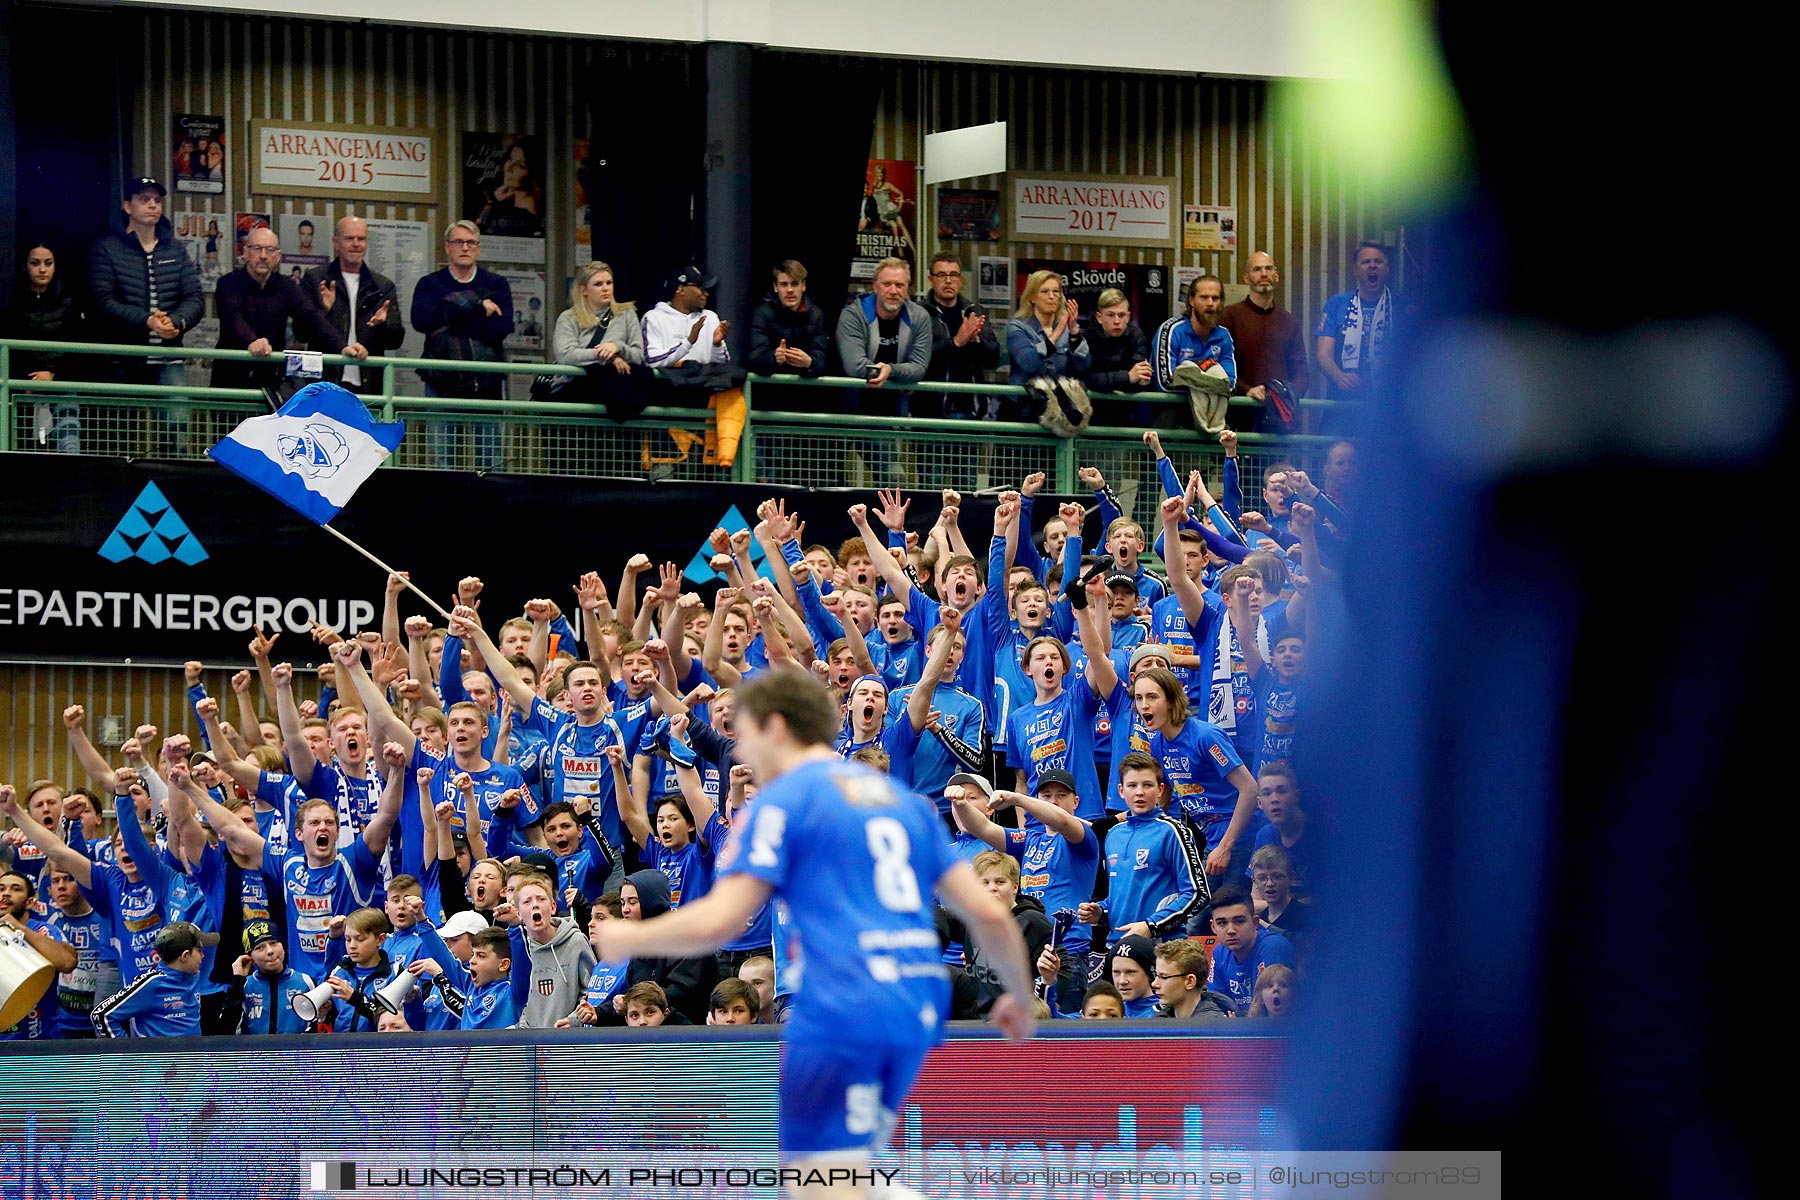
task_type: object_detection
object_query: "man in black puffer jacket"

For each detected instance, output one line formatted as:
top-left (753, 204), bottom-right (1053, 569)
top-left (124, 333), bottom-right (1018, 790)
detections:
top-left (746, 259), bottom-right (830, 379)
top-left (87, 177), bottom-right (204, 413)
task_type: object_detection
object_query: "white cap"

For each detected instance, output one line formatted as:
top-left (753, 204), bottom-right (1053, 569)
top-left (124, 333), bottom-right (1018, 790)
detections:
top-left (437, 911), bottom-right (490, 939)
top-left (945, 772), bottom-right (995, 800)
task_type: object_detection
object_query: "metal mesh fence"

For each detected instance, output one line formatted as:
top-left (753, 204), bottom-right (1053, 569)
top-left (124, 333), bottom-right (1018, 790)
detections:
top-left (10, 395), bottom-right (259, 459)
top-left (749, 426), bottom-right (1058, 492)
top-left (388, 413), bottom-right (721, 481)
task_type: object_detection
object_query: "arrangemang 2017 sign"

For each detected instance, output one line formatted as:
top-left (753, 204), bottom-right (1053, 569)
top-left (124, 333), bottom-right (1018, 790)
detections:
top-left (1009, 172), bottom-right (1179, 249)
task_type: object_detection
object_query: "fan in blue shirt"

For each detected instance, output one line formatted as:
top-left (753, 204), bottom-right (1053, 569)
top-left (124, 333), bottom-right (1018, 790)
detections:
top-left (182, 707), bottom-right (402, 983)
top-left (91, 920), bottom-right (211, 1037)
top-left (231, 920), bottom-right (318, 1035)
top-left (44, 864), bottom-right (121, 1038)
top-left (1005, 575), bottom-right (1119, 822)
top-left (1206, 887), bottom-right (1297, 1014)
top-left (887, 621), bottom-right (988, 812)
top-left (1079, 752), bottom-right (1207, 948)
top-left (593, 670), bottom-right (1036, 1166)
top-left (456, 607), bottom-right (632, 852)
top-left (613, 720), bottom-right (722, 909)
top-left (406, 922), bottom-right (518, 1029)
top-left (837, 606), bottom-right (961, 788)
top-left (1, 774), bottom-right (175, 987)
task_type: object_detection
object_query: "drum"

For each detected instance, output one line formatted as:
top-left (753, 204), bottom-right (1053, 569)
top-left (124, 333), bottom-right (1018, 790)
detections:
top-left (0, 926), bottom-right (57, 1030)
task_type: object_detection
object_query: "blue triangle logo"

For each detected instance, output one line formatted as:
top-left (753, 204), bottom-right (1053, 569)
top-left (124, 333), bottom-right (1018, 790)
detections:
top-left (682, 505), bottom-right (772, 585)
top-left (99, 482), bottom-right (209, 565)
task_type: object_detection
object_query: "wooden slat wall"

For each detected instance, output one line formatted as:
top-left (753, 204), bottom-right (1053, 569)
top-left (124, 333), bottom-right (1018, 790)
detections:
top-left (0, 664), bottom-right (248, 790)
top-left (127, 11), bottom-right (595, 335)
top-left (885, 63), bottom-right (1404, 331)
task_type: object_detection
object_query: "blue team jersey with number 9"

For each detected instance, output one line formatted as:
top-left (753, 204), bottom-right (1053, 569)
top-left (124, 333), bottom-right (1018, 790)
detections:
top-left (722, 759), bottom-right (953, 1040)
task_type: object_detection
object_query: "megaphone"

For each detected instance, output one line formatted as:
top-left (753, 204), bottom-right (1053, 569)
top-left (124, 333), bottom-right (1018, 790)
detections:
top-left (374, 970), bottom-right (417, 1015)
top-left (291, 979), bottom-right (336, 1022)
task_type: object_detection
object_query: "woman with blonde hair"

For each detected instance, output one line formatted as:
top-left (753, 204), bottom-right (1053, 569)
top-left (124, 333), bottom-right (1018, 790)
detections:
top-left (1006, 268), bottom-right (1092, 436)
top-left (551, 261), bottom-right (651, 421)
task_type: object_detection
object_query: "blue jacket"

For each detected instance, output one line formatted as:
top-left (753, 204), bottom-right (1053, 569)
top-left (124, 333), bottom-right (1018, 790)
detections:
top-left (1152, 316), bottom-right (1237, 392)
top-left (1006, 316), bottom-right (1091, 381)
top-left (237, 966), bottom-right (318, 1035)
top-left (1098, 809), bottom-right (1206, 944)
top-left (92, 964), bottom-right (202, 1037)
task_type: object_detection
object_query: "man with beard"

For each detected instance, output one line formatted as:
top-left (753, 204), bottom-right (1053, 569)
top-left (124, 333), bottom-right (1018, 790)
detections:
top-left (1153, 274), bottom-right (1238, 433)
top-left (0, 862), bottom-right (77, 1039)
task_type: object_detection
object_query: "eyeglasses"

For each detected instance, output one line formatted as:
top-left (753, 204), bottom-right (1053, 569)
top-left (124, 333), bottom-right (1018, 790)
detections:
top-left (930, 270), bottom-right (961, 278)
top-left (446, 238), bottom-right (481, 248)
top-left (1152, 971), bottom-right (1191, 982)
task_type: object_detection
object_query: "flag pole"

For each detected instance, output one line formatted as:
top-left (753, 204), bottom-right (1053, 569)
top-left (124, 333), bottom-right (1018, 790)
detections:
top-left (318, 523), bottom-right (452, 621)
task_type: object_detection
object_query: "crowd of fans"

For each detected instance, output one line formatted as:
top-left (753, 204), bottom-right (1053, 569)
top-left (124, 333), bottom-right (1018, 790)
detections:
top-left (3, 174), bottom-right (1402, 456)
top-left (0, 420), bottom-right (1346, 1039)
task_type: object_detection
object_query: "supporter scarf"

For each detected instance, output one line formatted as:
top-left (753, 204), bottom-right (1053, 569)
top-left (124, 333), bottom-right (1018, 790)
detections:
top-left (1208, 612), bottom-right (1269, 734)
top-left (1337, 287), bottom-right (1391, 374)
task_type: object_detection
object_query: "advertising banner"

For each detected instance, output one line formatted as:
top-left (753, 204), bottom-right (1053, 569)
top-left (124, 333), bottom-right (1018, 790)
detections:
top-left (1016, 257), bottom-right (1173, 327)
top-left (0, 457), bottom-right (1034, 663)
top-left (851, 158), bottom-right (918, 284)
top-left (937, 188), bottom-right (1001, 241)
top-left (171, 114), bottom-right (225, 195)
top-left (462, 131), bottom-right (547, 264)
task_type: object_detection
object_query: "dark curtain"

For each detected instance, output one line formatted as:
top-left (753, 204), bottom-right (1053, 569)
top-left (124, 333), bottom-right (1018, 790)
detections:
top-left (6, 2), bottom-right (128, 309)
top-left (746, 50), bottom-right (882, 361)
top-left (576, 43), bottom-right (706, 313)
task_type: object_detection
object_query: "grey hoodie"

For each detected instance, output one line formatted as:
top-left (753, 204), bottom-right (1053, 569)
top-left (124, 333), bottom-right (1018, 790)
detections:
top-left (514, 916), bottom-right (596, 1028)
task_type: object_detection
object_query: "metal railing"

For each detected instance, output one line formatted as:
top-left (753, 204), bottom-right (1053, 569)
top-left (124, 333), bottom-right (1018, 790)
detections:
top-left (2, 337), bottom-right (1345, 527)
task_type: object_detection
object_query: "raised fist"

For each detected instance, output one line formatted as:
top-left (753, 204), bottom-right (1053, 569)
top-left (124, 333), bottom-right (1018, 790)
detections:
top-left (404, 615), bottom-right (432, 639)
top-left (184, 660), bottom-right (205, 685)
top-left (62, 704), bottom-right (85, 730)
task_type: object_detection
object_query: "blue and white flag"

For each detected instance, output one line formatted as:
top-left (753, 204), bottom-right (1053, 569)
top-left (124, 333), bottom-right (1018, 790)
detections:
top-left (208, 382), bottom-right (404, 525)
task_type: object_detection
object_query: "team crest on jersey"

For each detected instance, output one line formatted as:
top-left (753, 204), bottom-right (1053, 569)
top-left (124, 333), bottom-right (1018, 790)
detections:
top-left (1135, 848), bottom-right (1150, 868)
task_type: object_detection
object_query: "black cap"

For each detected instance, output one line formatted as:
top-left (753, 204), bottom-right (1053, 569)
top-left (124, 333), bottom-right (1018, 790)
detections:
top-left (520, 851), bottom-right (558, 878)
top-left (668, 265), bottom-right (718, 292)
top-left (1036, 769), bottom-right (1079, 795)
top-left (156, 920), bottom-right (220, 961)
top-left (242, 919), bottom-right (280, 954)
top-left (124, 175), bottom-right (167, 198)
top-left (1105, 573), bottom-right (1138, 591)
top-left (1112, 933), bottom-right (1159, 979)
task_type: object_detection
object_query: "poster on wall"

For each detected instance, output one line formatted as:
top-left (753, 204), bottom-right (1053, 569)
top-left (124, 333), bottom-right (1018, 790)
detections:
top-left (276, 214), bottom-right (330, 269)
top-left (169, 211), bottom-right (225, 293)
top-left (1009, 172), bottom-right (1178, 248)
top-left (937, 188), bottom-right (1001, 241)
top-left (1174, 266), bottom-right (1249, 307)
top-left (977, 256), bottom-right (1011, 308)
top-left (1016, 258), bottom-right (1171, 327)
top-left (573, 136), bottom-right (594, 259)
top-left (1183, 204), bottom-right (1237, 252)
top-left (851, 158), bottom-right (917, 285)
top-left (499, 270), bottom-right (547, 356)
top-left (364, 218), bottom-right (433, 385)
top-left (251, 119), bottom-right (436, 204)
top-left (172, 115), bottom-right (225, 195)
top-left (233, 212), bottom-right (270, 266)
top-left (462, 131), bottom-right (546, 264)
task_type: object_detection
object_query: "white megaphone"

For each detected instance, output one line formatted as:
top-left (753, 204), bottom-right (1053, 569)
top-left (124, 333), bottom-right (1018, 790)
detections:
top-left (374, 970), bottom-right (417, 1014)
top-left (291, 979), bottom-right (336, 1022)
